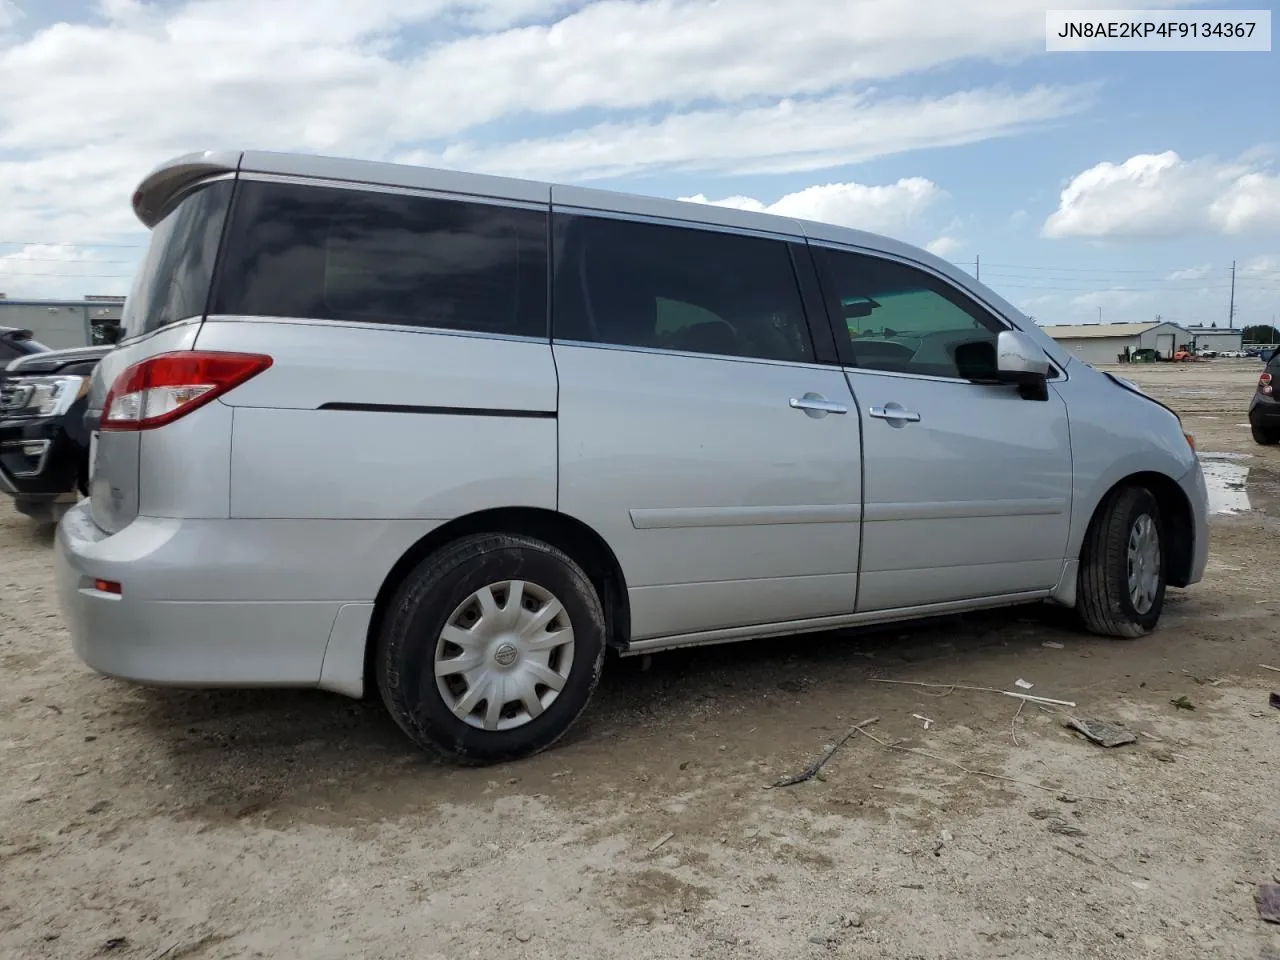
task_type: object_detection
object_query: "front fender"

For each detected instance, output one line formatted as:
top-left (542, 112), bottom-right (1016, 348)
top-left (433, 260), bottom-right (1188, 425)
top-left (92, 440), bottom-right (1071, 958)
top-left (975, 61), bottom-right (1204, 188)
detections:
top-left (1052, 367), bottom-right (1199, 579)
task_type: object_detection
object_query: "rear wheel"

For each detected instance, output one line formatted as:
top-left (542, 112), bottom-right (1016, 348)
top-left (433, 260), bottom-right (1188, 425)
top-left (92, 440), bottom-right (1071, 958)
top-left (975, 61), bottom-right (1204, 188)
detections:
top-left (1252, 422), bottom-right (1280, 445)
top-left (376, 533), bottom-right (606, 764)
top-left (1077, 486), bottom-right (1166, 638)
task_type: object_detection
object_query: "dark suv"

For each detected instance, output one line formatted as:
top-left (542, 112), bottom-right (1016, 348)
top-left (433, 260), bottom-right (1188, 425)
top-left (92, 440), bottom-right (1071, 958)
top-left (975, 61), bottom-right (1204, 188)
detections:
top-left (1, 343), bottom-right (112, 523)
top-left (1249, 353), bottom-right (1280, 445)
top-left (0, 326), bottom-right (51, 368)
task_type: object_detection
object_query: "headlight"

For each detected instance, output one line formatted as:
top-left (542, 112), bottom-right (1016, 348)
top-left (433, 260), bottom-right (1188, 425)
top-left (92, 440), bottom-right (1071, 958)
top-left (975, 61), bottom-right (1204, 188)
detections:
top-left (0, 375), bottom-right (86, 419)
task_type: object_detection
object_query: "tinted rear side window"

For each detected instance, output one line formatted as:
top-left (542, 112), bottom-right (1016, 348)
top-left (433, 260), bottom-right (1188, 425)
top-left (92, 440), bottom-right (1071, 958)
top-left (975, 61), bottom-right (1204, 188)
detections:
top-left (552, 214), bottom-right (815, 364)
top-left (122, 180), bottom-right (233, 338)
top-left (213, 181), bottom-right (548, 338)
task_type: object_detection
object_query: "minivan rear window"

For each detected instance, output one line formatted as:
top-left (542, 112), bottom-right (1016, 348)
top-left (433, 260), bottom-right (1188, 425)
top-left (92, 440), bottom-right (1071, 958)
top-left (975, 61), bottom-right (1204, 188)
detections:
top-left (121, 179), bottom-right (233, 339)
top-left (211, 181), bottom-right (548, 338)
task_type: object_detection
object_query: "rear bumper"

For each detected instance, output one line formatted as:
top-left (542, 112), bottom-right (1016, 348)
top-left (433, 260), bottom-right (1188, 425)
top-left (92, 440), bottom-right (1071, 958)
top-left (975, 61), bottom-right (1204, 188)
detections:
top-left (54, 501), bottom-right (390, 696)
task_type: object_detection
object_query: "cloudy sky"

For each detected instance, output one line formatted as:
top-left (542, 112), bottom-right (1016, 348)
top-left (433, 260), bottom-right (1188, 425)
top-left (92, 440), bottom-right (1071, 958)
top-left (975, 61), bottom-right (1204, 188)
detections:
top-left (0, 0), bottom-right (1277, 327)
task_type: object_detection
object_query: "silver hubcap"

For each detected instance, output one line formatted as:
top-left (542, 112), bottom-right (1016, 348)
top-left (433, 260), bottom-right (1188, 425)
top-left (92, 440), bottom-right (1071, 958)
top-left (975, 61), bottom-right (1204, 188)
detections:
top-left (435, 580), bottom-right (575, 731)
top-left (1126, 513), bottom-right (1161, 615)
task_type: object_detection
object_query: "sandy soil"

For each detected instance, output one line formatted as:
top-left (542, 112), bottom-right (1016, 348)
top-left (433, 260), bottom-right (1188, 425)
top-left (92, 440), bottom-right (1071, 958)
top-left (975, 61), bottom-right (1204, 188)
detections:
top-left (2, 359), bottom-right (1278, 960)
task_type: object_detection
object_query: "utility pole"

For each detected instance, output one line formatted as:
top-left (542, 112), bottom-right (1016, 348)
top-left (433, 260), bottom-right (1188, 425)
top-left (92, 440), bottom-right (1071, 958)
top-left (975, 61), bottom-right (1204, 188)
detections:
top-left (975, 254), bottom-right (980, 281)
top-left (1229, 260), bottom-right (1236, 328)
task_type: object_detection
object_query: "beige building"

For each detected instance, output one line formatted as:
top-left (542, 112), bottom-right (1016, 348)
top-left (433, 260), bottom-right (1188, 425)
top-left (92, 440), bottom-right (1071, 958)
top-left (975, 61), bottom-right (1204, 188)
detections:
top-left (1040, 321), bottom-right (1191, 365)
top-left (0, 295), bottom-right (124, 348)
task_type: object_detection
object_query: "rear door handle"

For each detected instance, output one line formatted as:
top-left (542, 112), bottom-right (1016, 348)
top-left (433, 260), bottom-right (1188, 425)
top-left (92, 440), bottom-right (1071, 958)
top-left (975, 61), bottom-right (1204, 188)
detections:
top-left (790, 393), bottom-right (848, 417)
top-left (868, 404), bottom-right (922, 423)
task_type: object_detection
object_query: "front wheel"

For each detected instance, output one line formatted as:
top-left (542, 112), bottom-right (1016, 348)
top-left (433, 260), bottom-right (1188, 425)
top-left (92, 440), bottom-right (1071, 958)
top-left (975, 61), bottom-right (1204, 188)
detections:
top-left (1252, 422), bottom-right (1280, 445)
top-left (1077, 486), bottom-right (1166, 638)
top-left (376, 533), bottom-right (606, 764)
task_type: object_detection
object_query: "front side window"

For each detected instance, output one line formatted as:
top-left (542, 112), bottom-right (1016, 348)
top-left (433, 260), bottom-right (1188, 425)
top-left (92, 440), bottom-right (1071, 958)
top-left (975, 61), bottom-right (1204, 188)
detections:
top-left (121, 179), bottom-right (233, 338)
top-left (815, 247), bottom-right (1004, 380)
top-left (212, 181), bottom-right (547, 338)
top-left (553, 214), bottom-right (816, 364)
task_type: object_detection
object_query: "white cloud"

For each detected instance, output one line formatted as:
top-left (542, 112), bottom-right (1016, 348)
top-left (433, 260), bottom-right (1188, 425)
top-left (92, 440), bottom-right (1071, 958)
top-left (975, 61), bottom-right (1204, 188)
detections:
top-left (402, 86), bottom-right (1089, 181)
top-left (1043, 151), bottom-right (1280, 239)
top-left (926, 236), bottom-right (962, 257)
top-left (1069, 290), bottom-right (1152, 312)
top-left (1211, 172), bottom-right (1280, 234)
top-left (1166, 264), bottom-right (1211, 281)
top-left (0, 0), bottom-right (1177, 250)
top-left (0, 243), bottom-right (133, 299)
top-left (1241, 255), bottom-right (1280, 279)
top-left (679, 178), bottom-right (945, 237)
top-left (97, 0), bottom-right (144, 21)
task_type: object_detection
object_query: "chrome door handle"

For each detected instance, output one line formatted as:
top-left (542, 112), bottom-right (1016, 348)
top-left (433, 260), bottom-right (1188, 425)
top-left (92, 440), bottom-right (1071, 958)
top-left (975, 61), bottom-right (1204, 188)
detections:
top-left (868, 404), bottom-right (922, 423)
top-left (790, 394), bottom-right (848, 417)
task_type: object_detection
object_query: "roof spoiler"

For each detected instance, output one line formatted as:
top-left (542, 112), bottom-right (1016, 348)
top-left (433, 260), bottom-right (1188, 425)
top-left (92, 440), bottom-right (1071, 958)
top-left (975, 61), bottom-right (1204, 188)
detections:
top-left (132, 150), bottom-right (243, 227)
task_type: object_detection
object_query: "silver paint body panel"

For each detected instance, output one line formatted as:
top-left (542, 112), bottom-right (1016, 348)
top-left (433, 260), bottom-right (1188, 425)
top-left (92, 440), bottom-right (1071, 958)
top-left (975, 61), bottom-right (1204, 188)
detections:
top-left (57, 149), bottom-right (1208, 698)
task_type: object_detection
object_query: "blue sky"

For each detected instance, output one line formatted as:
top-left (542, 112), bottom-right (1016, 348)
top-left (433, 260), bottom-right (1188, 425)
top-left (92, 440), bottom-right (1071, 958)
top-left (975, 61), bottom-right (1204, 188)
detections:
top-left (0, 0), bottom-right (1276, 328)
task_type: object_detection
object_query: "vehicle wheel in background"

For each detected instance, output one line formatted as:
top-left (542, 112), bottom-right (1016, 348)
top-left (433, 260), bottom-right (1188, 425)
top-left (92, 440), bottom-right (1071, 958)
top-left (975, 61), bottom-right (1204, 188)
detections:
top-left (1252, 422), bottom-right (1280, 445)
top-left (376, 533), bottom-right (606, 764)
top-left (1077, 485), bottom-right (1166, 638)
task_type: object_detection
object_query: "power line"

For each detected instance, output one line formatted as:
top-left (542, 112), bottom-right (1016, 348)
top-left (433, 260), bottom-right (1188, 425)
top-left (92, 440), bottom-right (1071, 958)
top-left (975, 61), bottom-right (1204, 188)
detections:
top-left (0, 256), bottom-right (138, 264)
top-left (955, 259), bottom-right (1280, 281)
top-left (954, 259), bottom-right (1205, 276)
top-left (983, 279), bottom-right (1280, 292)
top-left (0, 239), bottom-right (144, 248)
top-left (1229, 260), bottom-right (1236, 328)
top-left (979, 269), bottom-right (1242, 282)
top-left (0, 271), bottom-right (133, 279)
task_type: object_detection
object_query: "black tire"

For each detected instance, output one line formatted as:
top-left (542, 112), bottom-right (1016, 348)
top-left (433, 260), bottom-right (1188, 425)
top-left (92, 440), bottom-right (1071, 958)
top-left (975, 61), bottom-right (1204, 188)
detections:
top-left (376, 533), bottom-right (606, 764)
top-left (1252, 422), bottom-right (1280, 445)
top-left (1077, 486), bottom-right (1166, 638)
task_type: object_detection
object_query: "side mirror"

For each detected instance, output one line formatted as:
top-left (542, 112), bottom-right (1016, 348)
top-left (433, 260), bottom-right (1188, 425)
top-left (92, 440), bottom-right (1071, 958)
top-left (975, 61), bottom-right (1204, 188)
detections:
top-left (995, 329), bottom-right (1050, 386)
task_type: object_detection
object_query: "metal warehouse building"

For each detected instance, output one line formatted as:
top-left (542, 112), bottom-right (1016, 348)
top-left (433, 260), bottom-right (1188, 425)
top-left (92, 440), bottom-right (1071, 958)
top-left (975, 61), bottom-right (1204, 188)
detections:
top-left (0, 296), bottom-right (124, 349)
top-left (1040, 321), bottom-right (1192, 365)
top-left (1186, 325), bottom-right (1244, 354)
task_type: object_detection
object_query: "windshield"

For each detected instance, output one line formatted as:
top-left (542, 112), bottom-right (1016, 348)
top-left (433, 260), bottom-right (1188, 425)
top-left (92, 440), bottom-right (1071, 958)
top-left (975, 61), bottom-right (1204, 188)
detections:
top-left (120, 179), bottom-right (233, 339)
top-left (11, 336), bottom-right (49, 355)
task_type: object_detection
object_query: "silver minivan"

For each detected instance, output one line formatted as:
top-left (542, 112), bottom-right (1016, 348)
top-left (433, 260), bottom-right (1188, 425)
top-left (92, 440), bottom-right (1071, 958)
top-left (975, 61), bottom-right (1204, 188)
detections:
top-left (56, 150), bottom-right (1209, 763)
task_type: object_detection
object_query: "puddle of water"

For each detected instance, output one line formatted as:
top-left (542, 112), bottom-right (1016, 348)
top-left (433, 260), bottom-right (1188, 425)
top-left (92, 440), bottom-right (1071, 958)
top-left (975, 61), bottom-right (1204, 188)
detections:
top-left (1200, 459), bottom-right (1252, 515)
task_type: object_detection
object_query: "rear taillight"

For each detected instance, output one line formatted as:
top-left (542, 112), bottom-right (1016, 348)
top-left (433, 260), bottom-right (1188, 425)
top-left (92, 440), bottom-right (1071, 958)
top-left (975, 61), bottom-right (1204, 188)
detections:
top-left (1261, 372), bottom-right (1273, 396)
top-left (101, 351), bottom-right (272, 431)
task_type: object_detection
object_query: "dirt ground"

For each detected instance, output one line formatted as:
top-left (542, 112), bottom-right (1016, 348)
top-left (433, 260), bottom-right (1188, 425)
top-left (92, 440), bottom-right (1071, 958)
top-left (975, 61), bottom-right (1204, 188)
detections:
top-left (2, 359), bottom-right (1278, 960)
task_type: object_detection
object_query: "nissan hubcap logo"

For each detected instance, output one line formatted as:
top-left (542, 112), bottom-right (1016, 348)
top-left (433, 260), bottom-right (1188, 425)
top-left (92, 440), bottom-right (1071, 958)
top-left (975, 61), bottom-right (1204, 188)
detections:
top-left (494, 642), bottom-right (518, 667)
